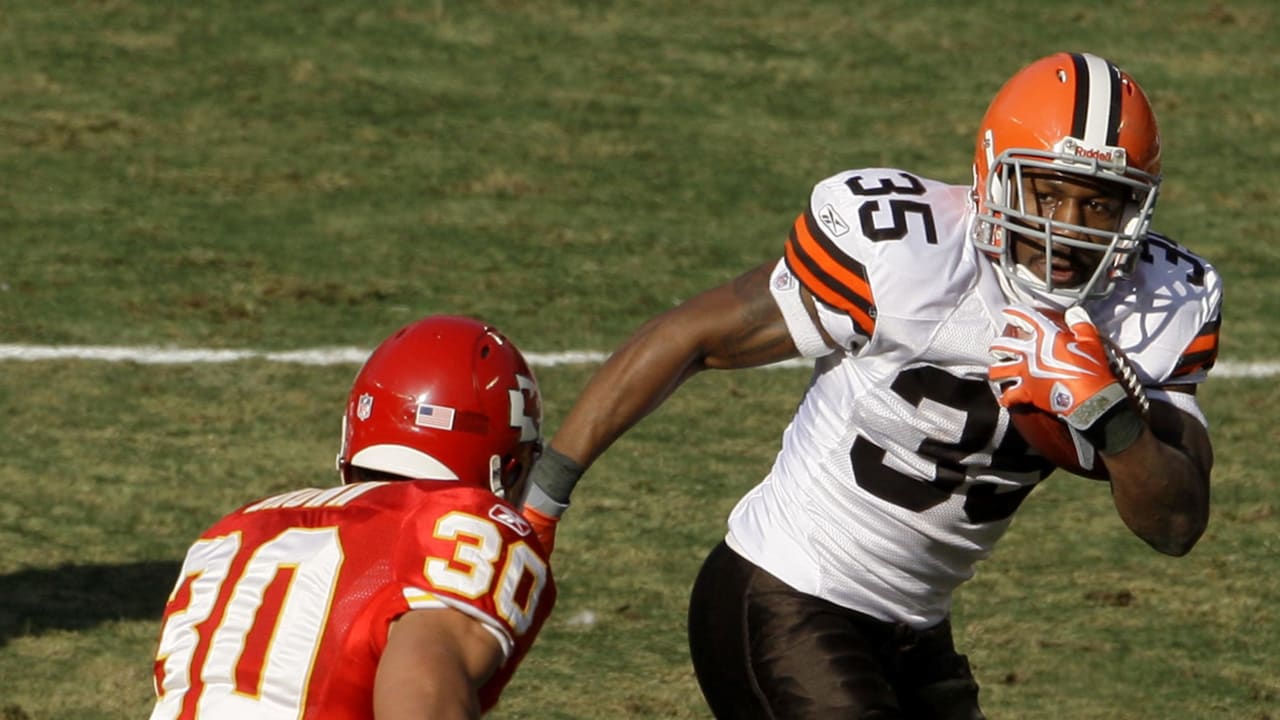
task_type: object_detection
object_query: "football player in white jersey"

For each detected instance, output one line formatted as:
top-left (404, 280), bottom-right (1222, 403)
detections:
top-left (519, 52), bottom-right (1221, 719)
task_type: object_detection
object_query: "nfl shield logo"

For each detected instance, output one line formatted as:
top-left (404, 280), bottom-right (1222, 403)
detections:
top-left (1050, 383), bottom-right (1074, 413)
top-left (356, 393), bottom-right (374, 421)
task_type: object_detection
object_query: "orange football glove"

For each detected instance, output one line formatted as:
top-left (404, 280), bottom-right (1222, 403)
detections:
top-left (517, 448), bottom-right (582, 557)
top-left (989, 306), bottom-right (1141, 446)
top-left (520, 504), bottom-right (560, 555)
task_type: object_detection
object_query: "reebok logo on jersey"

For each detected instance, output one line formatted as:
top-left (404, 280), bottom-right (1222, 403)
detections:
top-left (818, 204), bottom-right (849, 237)
top-left (490, 505), bottom-right (532, 536)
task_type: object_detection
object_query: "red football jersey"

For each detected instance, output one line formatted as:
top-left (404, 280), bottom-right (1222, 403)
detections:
top-left (150, 481), bottom-right (556, 719)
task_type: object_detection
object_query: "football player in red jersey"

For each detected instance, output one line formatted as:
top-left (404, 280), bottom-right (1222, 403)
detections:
top-left (520, 53), bottom-right (1219, 718)
top-left (150, 316), bottom-right (555, 720)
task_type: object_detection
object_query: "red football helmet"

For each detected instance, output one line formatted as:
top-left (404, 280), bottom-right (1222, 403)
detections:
top-left (971, 52), bottom-right (1162, 305)
top-left (337, 315), bottom-right (542, 499)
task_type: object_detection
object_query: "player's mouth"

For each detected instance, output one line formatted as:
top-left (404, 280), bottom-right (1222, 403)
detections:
top-left (1026, 253), bottom-right (1086, 287)
top-left (1048, 257), bottom-right (1080, 285)
top-left (1012, 231), bottom-right (1101, 289)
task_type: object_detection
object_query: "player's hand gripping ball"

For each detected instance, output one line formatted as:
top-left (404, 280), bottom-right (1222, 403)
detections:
top-left (988, 306), bottom-right (1148, 480)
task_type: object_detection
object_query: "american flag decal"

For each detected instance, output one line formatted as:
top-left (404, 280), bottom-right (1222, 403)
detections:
top-left (414, 404), bottom-right (456, 430)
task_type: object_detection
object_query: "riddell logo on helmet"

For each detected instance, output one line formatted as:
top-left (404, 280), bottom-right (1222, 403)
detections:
top-left (1059, 139), bottom-right (1127, 168)
top-left (1073, 146), bottom-right (1115, 162)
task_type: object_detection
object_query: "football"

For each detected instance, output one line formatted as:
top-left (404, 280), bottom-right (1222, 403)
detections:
top-left (1008, 404), bottom-right (1110, 480)
top-left (999, 309), bottom-right (1146, 482)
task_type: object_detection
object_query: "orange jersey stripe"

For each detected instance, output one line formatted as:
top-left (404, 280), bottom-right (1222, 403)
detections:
top-left (784, 212), bottom-right (877, 337)
top-left (784, 242), bottom-right (876, 337)
top-left (1171, 317), bottom-right (1221, 377)
top-left (790, 212), bottom-right (875, 303)
top-left (1183, 329), bottom-right (1219, 357)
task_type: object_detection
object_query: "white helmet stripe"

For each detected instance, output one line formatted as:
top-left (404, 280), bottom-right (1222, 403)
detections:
top-left (1070, 53), bottom-right (1121, 148)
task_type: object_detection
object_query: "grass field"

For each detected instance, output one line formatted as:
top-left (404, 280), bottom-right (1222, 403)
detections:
top-left (1, 1), bottom-right (1278, 718)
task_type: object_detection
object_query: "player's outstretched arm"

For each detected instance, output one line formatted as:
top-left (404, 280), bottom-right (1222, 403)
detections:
top-left (374, 607), bottom-right (504, 720)
top-left (520, 258), bottom-right (804, 530)
top-left (552, 259), bottom-right (801, 467)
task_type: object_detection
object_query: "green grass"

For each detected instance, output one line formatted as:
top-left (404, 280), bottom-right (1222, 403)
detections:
top-left (1, 1), bottom-right (1278, 718)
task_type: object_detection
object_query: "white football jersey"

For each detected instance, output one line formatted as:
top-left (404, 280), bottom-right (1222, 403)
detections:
top-left (725, 168), bottom-right (1223, 628)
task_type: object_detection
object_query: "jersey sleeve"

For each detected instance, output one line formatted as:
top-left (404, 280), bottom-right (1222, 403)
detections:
top-left (779, 174), bottom-right (880, 352)
top-left (768, 259), bottom-right (836, 357)
top-left (773, 168), bottom-right (958, 355)
top-left (395, 491), bottom-right (554, 661)
top-left (1168, 308), bottom-right (1221, 383)
top-left (1157, 232), bottom-right (1223, 386)
top-left (1111, 232), bottom-right (1224, 390)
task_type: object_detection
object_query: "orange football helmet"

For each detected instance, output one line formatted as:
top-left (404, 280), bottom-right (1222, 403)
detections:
top-left (336, 315), bottom-right (542, 499)
top-left (972, 52), bottom-right (1162, 305)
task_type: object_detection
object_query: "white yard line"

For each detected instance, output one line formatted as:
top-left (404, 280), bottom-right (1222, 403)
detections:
top-left (0, 344), bottom-right (606, 367)
top-left (0, 344), bottom-right (1274, 377)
